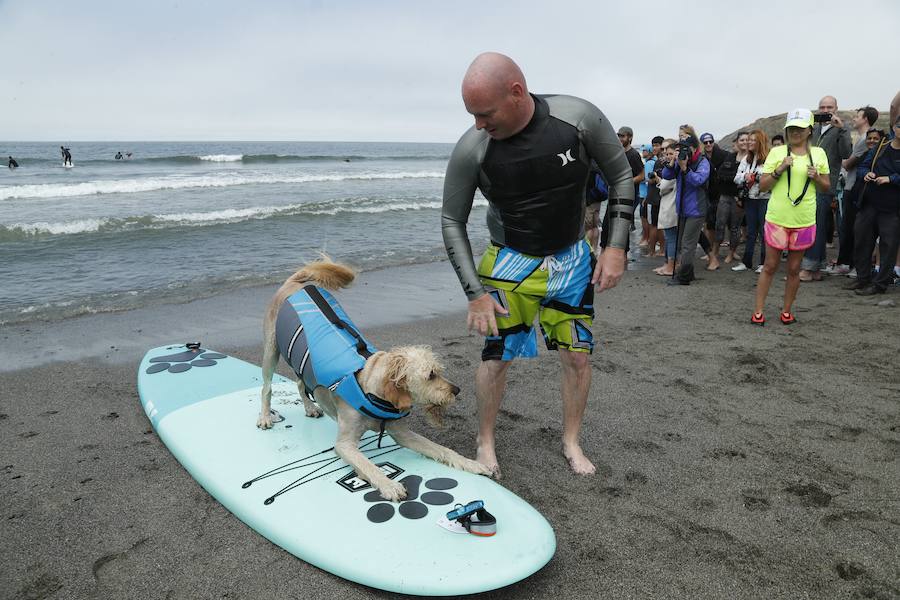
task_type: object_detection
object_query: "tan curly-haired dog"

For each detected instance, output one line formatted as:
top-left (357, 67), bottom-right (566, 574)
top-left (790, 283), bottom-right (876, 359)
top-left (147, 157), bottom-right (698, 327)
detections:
top-left (258, 257), bottom-right (490, 502)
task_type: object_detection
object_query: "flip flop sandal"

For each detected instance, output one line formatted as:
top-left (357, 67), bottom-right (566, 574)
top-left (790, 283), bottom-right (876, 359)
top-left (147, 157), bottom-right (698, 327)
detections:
top-left (751, 312), bottom-right (765, 326)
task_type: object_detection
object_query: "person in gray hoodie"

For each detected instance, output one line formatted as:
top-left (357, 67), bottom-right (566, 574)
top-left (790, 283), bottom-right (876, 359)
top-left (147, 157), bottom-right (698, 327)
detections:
top-left (799, 96), bottom-right (852, 280)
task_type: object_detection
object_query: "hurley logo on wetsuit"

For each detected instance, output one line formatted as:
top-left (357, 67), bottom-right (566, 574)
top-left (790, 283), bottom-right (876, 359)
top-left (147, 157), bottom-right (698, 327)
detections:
top-left (557, 149), bottom-right (575, 166)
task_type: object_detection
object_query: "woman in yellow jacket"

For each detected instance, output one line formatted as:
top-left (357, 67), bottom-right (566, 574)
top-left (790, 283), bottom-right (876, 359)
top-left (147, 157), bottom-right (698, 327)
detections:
top-left (752, 109), bottom-right (831, 325)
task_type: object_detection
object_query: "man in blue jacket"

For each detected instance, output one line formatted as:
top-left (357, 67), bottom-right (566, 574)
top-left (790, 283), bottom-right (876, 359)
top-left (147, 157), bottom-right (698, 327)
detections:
top-left (661, 134), bottom-right (710, 285)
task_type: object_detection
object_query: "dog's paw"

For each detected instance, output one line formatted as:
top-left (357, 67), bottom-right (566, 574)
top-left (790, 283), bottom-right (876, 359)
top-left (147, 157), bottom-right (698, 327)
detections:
top-left (456, 458), bottom-right (494, 477)
top-left (304, 404), bottom-right (323, 418)
top-left (376, 480), bottom-right (408, 503)
top-left (256, 409), bottom-right (283, 429)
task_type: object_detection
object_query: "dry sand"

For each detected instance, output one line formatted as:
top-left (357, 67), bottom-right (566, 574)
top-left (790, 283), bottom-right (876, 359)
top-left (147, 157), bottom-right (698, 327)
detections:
top-left (1, 258), bottom-right (898, 599)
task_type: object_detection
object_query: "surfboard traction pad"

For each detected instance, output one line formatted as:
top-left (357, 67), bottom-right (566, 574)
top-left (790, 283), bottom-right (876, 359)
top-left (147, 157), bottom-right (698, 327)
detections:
top-left (145, 347), bottom-right (227, 374)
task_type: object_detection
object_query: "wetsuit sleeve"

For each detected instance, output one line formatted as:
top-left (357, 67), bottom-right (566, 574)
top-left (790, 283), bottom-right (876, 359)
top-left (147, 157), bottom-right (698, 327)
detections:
top-left (578, 105), bottom-right (635, 250)
top-left (441, 128), bottom-right (489, 300)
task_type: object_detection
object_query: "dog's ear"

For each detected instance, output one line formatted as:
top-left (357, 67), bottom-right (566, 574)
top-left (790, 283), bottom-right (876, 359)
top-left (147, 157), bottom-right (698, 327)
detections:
top-left (382, 353), bottom-right (412, 411)
top-left (382, 379), bottom-right (412, 411)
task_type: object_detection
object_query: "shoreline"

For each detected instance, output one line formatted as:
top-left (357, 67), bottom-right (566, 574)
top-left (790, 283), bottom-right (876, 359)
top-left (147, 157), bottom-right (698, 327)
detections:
top-left (2, 256), bottom-right (899, 599)
top-left (0, 260), bottom-right (469, 373)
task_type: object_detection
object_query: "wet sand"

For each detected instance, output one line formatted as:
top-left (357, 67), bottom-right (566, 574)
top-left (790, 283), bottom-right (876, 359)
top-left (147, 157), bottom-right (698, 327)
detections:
top-left (1, 258), bottom-right (898, 599)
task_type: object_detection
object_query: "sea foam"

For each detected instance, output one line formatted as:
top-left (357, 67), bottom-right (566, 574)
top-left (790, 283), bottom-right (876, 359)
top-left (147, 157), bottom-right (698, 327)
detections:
top-left (0, 171), bottom-right (446, 201)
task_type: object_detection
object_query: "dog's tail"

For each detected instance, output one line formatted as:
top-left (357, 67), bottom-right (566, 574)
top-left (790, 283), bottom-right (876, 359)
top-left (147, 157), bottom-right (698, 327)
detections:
top-left (287, 255), bottom-right (356, 291)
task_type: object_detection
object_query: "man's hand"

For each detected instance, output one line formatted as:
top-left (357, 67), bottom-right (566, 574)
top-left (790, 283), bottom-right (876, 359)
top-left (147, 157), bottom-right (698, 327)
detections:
top-left (592, 247), bottom-right (626, 293)
top-left (677, 157), bottom-right (688, 172)
top-left (467, 293), bottom-right (508, 337)
top-left (831, 114), bottom-right (844, 128)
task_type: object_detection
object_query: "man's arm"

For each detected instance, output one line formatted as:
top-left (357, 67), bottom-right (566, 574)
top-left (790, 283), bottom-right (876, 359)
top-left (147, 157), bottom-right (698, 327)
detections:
top-left (577, 107), bottom-right (635, 250)
top-left (441, 129), bottom-right (487, 300)
top-left (838, 127), bottom-right (852, 160)
top-left (574, 100), bottom-right (634, 291)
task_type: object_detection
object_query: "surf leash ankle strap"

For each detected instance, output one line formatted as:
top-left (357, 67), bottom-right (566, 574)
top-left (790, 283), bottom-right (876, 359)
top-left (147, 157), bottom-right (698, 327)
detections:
top-left (447, 500), bottom-right (497, 537)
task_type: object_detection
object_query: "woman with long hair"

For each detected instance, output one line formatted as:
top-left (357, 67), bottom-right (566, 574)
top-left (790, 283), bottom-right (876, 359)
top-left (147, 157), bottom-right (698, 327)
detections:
top-left (715, 131), bottom-right (750, 264)
top-left (752, 109), bottom-right (831, 325)
top-left (653, 140), bottom-right (678, 276)
top-left (732, 130), bottom-right (770, 272)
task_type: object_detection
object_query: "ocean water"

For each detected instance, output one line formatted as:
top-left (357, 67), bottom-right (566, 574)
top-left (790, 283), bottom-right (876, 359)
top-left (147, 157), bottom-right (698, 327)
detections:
top-left (0, 141), bottom-right (489, 324)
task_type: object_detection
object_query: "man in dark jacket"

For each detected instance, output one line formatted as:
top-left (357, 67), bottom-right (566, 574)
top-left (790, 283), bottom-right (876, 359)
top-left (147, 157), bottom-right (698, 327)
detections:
top-left (701, 133), bottom-right (729, 253)
top-left (800, 96), bottom-right (852, 279)
top-left (662, 135), bottom-right (710, 285)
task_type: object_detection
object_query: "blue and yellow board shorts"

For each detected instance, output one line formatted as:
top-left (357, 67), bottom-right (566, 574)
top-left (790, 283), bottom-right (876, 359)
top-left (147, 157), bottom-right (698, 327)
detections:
top-left (476, 240), bottom-right (595, 361)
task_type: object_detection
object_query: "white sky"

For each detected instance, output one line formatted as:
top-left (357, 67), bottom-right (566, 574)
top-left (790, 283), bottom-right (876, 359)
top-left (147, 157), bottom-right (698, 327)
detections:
top-left (1, 0), bottom-right (898, 144)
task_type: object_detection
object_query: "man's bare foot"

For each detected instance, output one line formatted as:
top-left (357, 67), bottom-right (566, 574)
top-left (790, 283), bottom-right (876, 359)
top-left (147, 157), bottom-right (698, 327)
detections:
top-left (707, 260), bottom-right (721, 271)
top-left (476, 443), bottom-right (502, 480)
top-left (563, 444), bottom-right (596, 475)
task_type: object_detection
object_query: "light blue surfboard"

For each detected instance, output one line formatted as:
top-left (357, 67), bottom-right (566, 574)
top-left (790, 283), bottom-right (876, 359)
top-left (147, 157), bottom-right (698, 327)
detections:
top-left (137, 344), bottom-right (555, 596)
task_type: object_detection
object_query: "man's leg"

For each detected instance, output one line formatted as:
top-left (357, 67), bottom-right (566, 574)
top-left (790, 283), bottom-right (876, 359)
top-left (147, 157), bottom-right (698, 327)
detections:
top-left (838, 186), bottom-right (858, 268)
top-left (853, 204), bottom-right (878, 286)
top-left (872, 211), bottom-right (900, 291)
top-left (475, 359), bottom-right (511, 478)
top-left (558, 349), bottom-right (595, 474)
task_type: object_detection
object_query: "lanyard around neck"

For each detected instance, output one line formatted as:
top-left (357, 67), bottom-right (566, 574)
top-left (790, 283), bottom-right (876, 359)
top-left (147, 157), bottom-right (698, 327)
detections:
top-left (785, 144), bottom-right (814, 206)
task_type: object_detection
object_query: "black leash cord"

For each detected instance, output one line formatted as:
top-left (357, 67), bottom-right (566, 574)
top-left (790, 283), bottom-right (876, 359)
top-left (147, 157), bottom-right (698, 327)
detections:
top-left (263, 446), bottom-right (401, 505)
top-left (242, 433), bottom-right (385, 487)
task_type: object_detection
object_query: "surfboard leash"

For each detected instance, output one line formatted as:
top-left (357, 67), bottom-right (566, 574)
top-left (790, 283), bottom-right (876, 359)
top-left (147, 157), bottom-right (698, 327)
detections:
top-left (241, 433), bottom-right (400, 505)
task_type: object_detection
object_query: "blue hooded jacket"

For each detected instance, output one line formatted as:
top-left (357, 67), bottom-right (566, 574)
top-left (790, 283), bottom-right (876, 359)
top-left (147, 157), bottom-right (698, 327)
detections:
top-left (661, 151), bottom-right (710, 218)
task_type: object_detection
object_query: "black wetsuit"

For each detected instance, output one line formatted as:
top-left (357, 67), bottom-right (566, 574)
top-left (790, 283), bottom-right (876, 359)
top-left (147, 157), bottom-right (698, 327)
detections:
top-left (8, 157), bottom-right (18, 169)
top-left (441, 94), bottom-right (635, 300)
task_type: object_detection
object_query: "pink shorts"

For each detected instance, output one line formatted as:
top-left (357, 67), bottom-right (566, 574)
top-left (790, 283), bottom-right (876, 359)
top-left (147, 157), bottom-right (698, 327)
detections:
top-left (764, 221), bottom-right (816, 251)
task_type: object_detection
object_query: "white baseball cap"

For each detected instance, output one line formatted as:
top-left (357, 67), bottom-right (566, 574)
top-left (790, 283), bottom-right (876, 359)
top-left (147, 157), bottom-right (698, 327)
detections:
top-left (785, 108), bottom-right (813, 129)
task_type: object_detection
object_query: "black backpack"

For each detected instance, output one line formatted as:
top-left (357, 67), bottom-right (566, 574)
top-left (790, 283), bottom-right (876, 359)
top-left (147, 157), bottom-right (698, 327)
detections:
top-left (715, 151), bottom-right (740, 196)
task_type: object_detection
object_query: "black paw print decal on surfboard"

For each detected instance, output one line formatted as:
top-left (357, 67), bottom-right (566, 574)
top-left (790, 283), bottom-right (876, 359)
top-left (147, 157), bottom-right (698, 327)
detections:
top-left (145, 346), bottom-right (227, 374)
top-left (364, 476), bottom-right (458, 523)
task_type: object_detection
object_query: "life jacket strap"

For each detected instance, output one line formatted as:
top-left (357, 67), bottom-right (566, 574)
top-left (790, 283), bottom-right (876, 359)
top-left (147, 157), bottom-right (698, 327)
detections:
top-left (303, 285), bottom-right (372, 358)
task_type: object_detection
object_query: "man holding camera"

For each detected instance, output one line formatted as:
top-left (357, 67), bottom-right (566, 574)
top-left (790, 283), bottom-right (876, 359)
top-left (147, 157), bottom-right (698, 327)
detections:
top-left (799, 96), bottom-right (852, 281)
top-left (661, 134), bottom-right (710, 285)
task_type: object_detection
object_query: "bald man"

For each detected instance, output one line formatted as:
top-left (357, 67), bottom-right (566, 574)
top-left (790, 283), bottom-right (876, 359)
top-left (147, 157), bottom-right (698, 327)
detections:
top-left (800, 95), bottom-right (852, 279)
top-left (441, 53), bottom-right (634, 476)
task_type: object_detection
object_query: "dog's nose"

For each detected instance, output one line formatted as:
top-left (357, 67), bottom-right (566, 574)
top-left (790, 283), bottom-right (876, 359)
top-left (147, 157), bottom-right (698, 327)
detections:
top-left (450, 384), bottom-right (460, 396)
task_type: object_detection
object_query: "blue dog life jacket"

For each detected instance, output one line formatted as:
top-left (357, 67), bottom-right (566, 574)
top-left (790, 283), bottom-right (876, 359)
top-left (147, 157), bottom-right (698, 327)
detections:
top-left (275, 285), bottom-right (409, 421)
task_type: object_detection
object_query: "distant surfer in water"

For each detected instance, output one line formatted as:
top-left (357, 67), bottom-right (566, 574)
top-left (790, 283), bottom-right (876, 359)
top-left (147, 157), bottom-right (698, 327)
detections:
top-left (115, 152), bottom-right (123, 160)
top-left (60, 146), bottom-right (72, 166)
top-left (8, 156), bottom-right (18, 169)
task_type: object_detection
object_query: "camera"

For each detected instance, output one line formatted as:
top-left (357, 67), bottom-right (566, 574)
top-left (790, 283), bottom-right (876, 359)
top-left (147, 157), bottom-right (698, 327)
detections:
top-left (676, 144), bottom-right (691, 162)
top-left (813, 112), bottom-right (833, 123)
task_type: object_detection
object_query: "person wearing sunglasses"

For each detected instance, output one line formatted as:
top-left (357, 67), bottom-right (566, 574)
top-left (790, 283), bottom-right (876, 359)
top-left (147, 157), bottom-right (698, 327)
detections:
top-left (750, 109), bottom-right (830, 325)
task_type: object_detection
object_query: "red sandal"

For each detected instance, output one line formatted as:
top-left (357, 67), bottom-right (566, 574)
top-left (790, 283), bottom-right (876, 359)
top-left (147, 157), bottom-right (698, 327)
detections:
top-left (751, 312), bottom-right (765, 326)
top-left (780, 312), bottom-right (796, 325)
